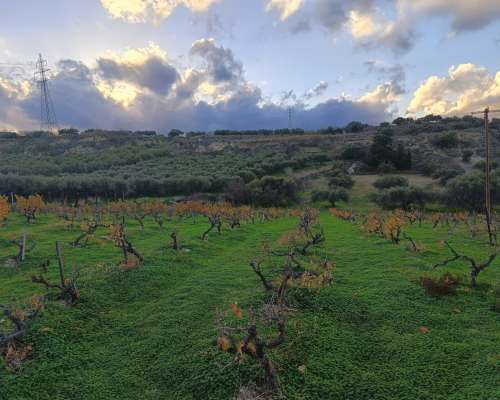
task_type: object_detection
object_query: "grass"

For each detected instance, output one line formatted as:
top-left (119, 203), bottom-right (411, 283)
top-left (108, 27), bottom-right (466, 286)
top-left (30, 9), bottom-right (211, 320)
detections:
top-left (0, 211), bottom-right (499, 399)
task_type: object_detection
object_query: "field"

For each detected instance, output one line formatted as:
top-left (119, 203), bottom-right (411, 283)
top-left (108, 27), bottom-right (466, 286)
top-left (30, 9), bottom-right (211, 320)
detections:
top-left (1, 206), bottom-right (499, 400)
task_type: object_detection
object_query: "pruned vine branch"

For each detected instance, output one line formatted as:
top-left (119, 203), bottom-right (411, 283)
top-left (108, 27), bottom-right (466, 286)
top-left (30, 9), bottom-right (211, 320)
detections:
top-left (434, 241), bottom-right (500, 286)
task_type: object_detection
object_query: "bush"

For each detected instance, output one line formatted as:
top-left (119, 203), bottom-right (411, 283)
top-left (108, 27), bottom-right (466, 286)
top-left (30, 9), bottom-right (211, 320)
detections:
top-left (373, 176), bottom-right (409, 190)
top-left (328, 165), bottom-right (354, 189)
top-left (462, 150), bottom-right (474, 163)
top-left (328, 187), bottom-right (349, 206)
top-left (420, 273), bottom-right (460, 297)
top-left (341, 145), bottom-right (367, 162)
top-left (442, 171), bottom-right (500, 211)
top-left (371, 186), bottom-right (435, 210)
top-left (311, 190), bottom-right (330, 203)
top-left (247, 176), bottom-right (300, 207)
top-left (431, 132), bottom-right (460, 149)
top-left (224, 178), bottom-right (250, 205)
top-left (368, 131), bottom-right (411, 170)
top-left (312, 188), bottom-right (349, 207)
top-left (168, 129), bottom-right (183, 137)
top-left (432, 166), bottom-right (465, 186)
top-left (346, 121), bottom-right (366, 133)
top-left (417, 159), bottom-right (440, 176)
top-left (473, 161), bottom-right (499, 171)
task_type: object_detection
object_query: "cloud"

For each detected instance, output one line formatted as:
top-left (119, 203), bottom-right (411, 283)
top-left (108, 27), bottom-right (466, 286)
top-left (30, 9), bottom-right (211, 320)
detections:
top-left (96, 44), bottom-right (179, 96)
top-left (303, 81), bottom-right (329, 100)
top-left (190, 38), bottom-right (243, 84)
top-left (0, 78), bottom-right (37, 131)
top-left (100, 0), bottom-right (219, 24)
top-left (364, 60), bottom-right (406, 94)
top-left (407, 63), bottom-right (500, 116)
top-left (400, 0), bottom-right (500, 33)
top-left (0, 40), bottom-right (396, 132)
top-left (268, 0), bottom-right (500, 52)
top-left (359, 83), bottom-right (401, 105)
top-left (316, 0), bottom-right (374, 33)
top-left (21, 59), bottom-right (136, 129)
top-left (266, 0), bottom-right (305, 21)
top-left (278, 81), bottom-right (329, 107)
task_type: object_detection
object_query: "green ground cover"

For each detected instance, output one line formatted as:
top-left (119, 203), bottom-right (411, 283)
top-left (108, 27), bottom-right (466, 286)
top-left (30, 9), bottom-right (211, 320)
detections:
top-left (0, 211), bottom-right (499, 399)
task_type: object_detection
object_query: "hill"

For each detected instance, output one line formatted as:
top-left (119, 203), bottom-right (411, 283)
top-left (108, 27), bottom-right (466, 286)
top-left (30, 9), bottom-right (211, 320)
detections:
top-left (0, 115), bottom-right (498, 206)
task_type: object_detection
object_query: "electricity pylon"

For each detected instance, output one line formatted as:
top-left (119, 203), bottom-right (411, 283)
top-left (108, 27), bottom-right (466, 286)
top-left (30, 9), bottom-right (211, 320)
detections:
top-left (34, 54), bottom-right (58, 132)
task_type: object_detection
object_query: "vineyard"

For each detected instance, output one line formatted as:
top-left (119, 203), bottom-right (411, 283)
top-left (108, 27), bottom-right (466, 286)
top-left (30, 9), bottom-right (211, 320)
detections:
top-left (0, 195), bottom-right (499, 399)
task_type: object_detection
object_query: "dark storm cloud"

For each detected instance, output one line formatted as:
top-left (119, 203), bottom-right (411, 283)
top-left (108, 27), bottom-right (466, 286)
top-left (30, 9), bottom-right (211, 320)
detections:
top-left (190, 38), bottom-right (243, 84)
top-left (21, 59), bottom-right (135, 130)
top-left (3, 37), bottom-right (395, 132)
top-left (96, 56), bottom-right (179, 96)
top-left (17, 72), bottom-right (391, 132)
top-left (139, 85), bottom-right (391, 132)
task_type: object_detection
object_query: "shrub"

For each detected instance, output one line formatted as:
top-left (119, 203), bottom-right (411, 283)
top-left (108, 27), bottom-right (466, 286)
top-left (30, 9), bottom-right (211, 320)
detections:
top-left (432, 166), bottom-right (466, 185)
top-left (373, 176), bottom-right (409, 190)
top-left (247, 176), bottom-right (300, 207)
top-left (417, 159), bottom-right (440, 176)
top-left (462, 150), bottom-right (474, 163)
top-left (224, 178), bottom-right (250, 205)
top-left (312, 188), bottom-right (349, 207)
top-left (328, 165), bottom-right (354, 189)
top-left (311, 190), bottom-right (330, 203)
top-left (473, 160), bottom-right (499, 171)
top-left (420, 273), bottom-right (461, 296)
top-left (431, 132), bottom-right (459, 149)
top-left (346, 121), bottom-right (366, 133)
top-left (341, 145), bottom-right (367, 161)
top-left (371, 186), bottom-right (435, 210)
top-left (442, 171), bottom-right (500, 211)
top-left (328, 188), bottom-right (349, 207)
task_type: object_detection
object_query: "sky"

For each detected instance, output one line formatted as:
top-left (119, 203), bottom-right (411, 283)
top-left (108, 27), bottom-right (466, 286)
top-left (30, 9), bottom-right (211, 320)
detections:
top-left (0, 0), bottom-right (499, 132)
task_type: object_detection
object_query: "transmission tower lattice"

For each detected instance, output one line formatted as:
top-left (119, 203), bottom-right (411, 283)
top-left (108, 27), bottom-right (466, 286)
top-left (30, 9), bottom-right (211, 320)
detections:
top-left (34, 54), bottom-right (58, 132)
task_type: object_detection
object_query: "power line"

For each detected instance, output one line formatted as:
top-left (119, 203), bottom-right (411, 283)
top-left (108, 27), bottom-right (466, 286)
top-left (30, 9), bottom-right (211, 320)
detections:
top-left (34, 54), bottom-right (58, 132)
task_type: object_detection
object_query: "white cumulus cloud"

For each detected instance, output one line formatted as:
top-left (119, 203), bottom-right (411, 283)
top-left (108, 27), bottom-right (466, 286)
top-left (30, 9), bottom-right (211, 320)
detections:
top-left (100, 0), bottom-right (219, 24)
top-left (407, 64), bottom-right (500, 116)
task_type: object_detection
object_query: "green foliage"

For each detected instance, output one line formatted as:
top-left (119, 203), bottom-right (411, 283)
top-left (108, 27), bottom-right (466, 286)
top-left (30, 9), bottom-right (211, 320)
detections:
top-left (371, 185), bottom-right (435, 210)
top-left (247, 176), bottom-right (300, 207)
top-left (0, 210), bottom-right (499, 399)
top-left (443, 171), bottom-right (500, 211)
top-left (462, 150), bottom-right (474, 163)
top-left (0, 135), bottom-right (328, 201)
top-left (340, 145), bottom-right (367, 162)
top-left (311, 188), bottom-right (349, 207)
top-left (431, 132), bottom-right (460, 149)
top-left (168, 129), bottom-right (183, 137)
top-left (327, 165), bottom-right (354, 190)
top-left (368, 130), bottom-right (412, 171)
top-left (346, 121), bottom-right (366, 133)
